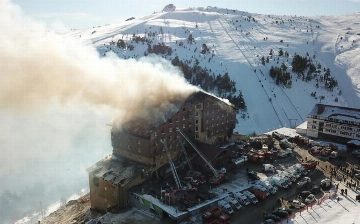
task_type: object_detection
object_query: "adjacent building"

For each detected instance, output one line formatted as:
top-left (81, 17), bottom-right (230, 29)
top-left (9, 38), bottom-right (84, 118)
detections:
top-left (88, 90), bottom-right (237, 212)
top-left (306, 104), bottom-right (360, 142)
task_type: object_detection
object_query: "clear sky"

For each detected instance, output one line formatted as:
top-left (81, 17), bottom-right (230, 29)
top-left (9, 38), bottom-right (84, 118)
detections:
top-left (11, 0), bottom-right (360, 29)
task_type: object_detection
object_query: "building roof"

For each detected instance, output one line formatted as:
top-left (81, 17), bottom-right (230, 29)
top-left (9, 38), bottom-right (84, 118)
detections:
top-left (309, 104), bottom-right (360, 123)
top-left (114, 90), bottom-right (235, 137)
top-left (87, 154), bottom-right (149, 187)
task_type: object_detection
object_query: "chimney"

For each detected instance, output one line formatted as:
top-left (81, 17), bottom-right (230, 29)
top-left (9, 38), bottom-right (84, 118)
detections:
top-left (317, 104), bottom-right (325, 115)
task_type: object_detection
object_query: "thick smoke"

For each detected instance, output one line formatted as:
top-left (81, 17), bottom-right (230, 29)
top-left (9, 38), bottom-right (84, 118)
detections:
top-left (0, 0), bottom-right (197, 222)
top-left (0, 0), bottom-right (197, 122)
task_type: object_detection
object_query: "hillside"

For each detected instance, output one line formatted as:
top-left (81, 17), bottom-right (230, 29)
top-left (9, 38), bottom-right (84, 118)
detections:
top-left (8, 6), bottom-right (360, 224)
top-left (67, 6), bottom-right (360, 134)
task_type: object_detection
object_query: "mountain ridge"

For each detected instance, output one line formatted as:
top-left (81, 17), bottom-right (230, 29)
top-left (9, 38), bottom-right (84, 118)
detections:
top-left (67, 7), bottom-right (360, 134)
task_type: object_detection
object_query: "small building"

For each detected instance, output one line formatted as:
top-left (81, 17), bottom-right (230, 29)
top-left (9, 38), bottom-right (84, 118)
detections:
top-left (86, 155), bottom-right (152, 213)
top-left (306, 104), bottom-right (360, 142)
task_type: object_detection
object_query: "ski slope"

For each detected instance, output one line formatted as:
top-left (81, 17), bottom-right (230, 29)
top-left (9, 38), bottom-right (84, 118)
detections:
top-left (67, 7), bottom-right (360, 134)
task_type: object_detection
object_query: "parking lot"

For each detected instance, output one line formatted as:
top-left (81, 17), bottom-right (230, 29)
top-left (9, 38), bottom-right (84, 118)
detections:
top-left (209, 142), bottom-right (359, 224)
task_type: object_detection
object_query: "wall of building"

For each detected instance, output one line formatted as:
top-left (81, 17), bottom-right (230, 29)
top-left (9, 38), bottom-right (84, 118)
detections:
top-left (111, 93), bottom-right (236, 167)
top-left (88, 173), bottom-right (120, 212)
top-left (307, 115), bottom-right (360, 140)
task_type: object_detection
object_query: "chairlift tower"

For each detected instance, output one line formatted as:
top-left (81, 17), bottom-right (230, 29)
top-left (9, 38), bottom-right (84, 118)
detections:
top-left (289, 119), bottom-right (298, 128)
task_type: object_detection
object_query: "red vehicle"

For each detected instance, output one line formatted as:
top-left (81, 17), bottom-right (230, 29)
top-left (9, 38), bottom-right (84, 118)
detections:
top-left (247, 153), bottom-right (265, 163)
top-left (202, 207), bottom-right (230, 224)
top-left (294, 135), bottom-right (310, 146)
top-left (301, 160), bottom-right (318, 170)
top-left (249, 188), bottom-right (267, 200)
top-left (187, 171), bottom-right (206, 184)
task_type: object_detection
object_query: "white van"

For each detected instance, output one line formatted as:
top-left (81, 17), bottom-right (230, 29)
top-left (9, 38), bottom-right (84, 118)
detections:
top-left (262, 164), bottom-right (276, 172)
top-left (242, 190), bottom-right (258, 204)
top-left (218, 199), bottom-right (234, 214)
top-left (269, 176), bottom-right (288, 188)
top-left (233, 192), bottom-right (250, 205)
top-left (224, 196), bottom-right (242, 210)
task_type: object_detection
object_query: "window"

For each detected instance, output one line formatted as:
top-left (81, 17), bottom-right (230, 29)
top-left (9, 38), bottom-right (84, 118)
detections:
top-left (168, 118), bottom-right (172, 124)
top-left (195, 126), bottom-right (199, 132)
top-left (195, 119), bottom-right (199, 124)
top-left (313, 120), bottom-right (317, 124)
top-left (182, 124), bottom-right (185, 128)
top-left (196, 134), bottom-right (199, 139)
top-left (195, 111), bottom-right (199, 117)
top-left (183, 116), bottom-right (185, 120)
top-left (154, 132), bottom-right (157, 137)
top-left (176, 118), bottom-right (179, 122)
top-left (128, 145), bottom-right (131, 150)
top-left (169, 128), bottom-right (172, 133)
top-left (137, 140), bottom-right (140, 145)
top-left (138, 148), bottom-right (141, 153)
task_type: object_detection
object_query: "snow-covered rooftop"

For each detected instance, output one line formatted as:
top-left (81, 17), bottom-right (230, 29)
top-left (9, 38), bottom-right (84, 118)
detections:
top-left (309, 104), bottom-right (360, 123)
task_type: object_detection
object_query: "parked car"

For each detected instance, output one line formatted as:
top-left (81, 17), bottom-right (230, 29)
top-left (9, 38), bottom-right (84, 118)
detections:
top-left (261, 219), bottom-right (275, 224)
top-left (264, 214), bottom-right (281, 222)
top-left (311, 185), bottom-right (321, 194)
top-left (297, 177), bottom-right (311, 187)
top-left (272, 209), bottom-right (289, 218)
top-left (290, 200), bottom-right (306, 209)
top-left (276, 207), bottom-right (293, 215)
top-left (278, 149), bottom-right (293, 158)
top-left (305, 194), bottom-right (316, 203)
top-left (299, 191), bottom-right (312, 199)
top-left (247, 170), bottom-right (260, 181)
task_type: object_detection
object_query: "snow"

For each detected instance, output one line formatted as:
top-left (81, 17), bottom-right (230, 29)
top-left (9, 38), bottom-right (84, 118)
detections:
top-left (5, 5), bottom-right (360, 224)
top-left (288, 185), bottom-right (360, 224)
top-left (68, 8), bottom-right (360, 135)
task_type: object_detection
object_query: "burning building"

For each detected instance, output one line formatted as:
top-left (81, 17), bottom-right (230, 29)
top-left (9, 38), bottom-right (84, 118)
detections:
top-left (88, 90), bottom-right (237, 212)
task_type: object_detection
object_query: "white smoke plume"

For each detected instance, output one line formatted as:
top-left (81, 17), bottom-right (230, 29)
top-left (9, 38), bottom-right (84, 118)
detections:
top-left (0, 0), bottom-right (197, 222)
top-left (0, 0), bottom-right (197, 121)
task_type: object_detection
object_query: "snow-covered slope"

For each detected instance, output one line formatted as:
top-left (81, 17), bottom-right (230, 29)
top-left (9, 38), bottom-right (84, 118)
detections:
top-left (8, 6), bottom-right (360, 224)
top-left (67, 7), bottom-right (360, 134)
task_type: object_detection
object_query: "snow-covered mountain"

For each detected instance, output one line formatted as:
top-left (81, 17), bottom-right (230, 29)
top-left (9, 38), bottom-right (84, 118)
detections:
top-left (66, 6), bottom-right (360, 134)
top-left (6, 5), bottom-right (360, 224)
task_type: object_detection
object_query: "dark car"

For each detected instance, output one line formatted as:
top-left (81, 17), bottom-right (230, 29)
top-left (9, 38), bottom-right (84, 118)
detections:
top-left (272, 210), bottom-right (289, 218)
top-left (247, 170), bottom-right (260, 181)
top-left (265, 214), bottom-right (281, 222)
top-left (281, 208), bottom-right (293, 215)
top-left (299, 190), bottom-right (312, 198)
top-left (311, 185), bottom-right (321, 194)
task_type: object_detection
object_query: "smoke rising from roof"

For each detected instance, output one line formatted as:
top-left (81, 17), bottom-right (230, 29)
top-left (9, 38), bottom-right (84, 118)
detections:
top-left (0, 0), bottom-right (197, 222)
top-left (0, 0), bottom-right (197, 123)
